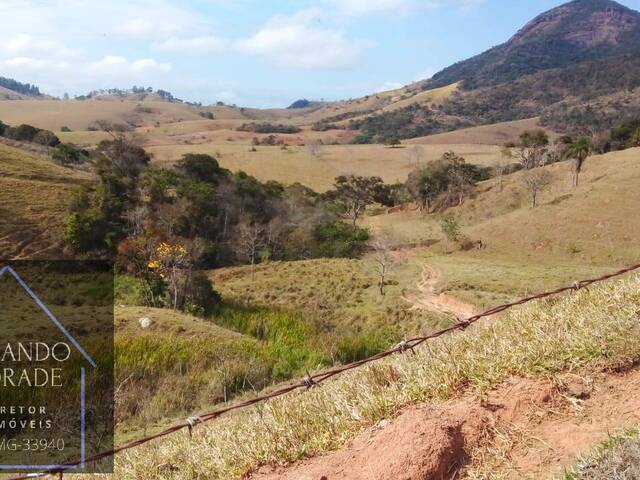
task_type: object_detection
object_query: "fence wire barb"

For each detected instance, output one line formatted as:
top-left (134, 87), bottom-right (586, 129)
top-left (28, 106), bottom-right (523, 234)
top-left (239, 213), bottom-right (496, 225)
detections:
top-left (6, 261), bottom-right (640, 480)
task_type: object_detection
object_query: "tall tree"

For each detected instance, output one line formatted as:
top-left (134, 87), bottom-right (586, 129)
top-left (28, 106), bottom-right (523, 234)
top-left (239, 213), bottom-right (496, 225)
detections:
top-left (565, 137), bottom-right (591, 188)
top-left (517, 130), bottom-right (549, 169)
top-left (328, 175), bottom-right (385, 227)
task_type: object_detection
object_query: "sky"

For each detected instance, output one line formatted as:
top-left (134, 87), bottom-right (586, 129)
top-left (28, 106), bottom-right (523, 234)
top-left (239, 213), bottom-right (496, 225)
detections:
top-left (1, 0), bottom-right (639, 108)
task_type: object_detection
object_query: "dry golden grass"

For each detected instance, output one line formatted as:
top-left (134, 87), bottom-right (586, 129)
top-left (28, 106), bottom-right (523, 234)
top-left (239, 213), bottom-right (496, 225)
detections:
top-left (565, 427), bottom-right (640, 480)
top-left (363, 148), bottom-right (640, 306)
top-left (406, 117), bottom-right (552, 145)
top-left (0, 143), bottom-right (91, 257)
top-left (79, 275), bottom-right (640, 479)
top-left (148, 143), bottom-right (502, 191)
top-left (0, 99), bottom-right (204, 131)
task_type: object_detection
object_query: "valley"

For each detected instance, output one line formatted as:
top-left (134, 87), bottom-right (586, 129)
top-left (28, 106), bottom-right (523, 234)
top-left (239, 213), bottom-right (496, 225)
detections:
top-left (1, 0), bottom-right (640, 478)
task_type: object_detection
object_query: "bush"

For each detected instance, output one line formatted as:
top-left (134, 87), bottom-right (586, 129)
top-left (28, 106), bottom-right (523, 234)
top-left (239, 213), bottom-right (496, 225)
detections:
top-left (61, 126), bottom-right (72, 132)
top-left (0, 120), bottom-right (6, 137)
top-left (313, 221), bottom-right (370, 258)
top-left (237, 123), bottom-right (302, 134)
top-left (33, 129), bottom-right (60, 146)
top-left (184, 271), bottom-right (220, 316)
top-left (440, 215), bottom-right (461, 242)
top-left (64, 212), bottom-right (106, 252)
top-left (6, 124), bottom-right (40, 142)
top-left (53, 143), bottom-right (90, 165)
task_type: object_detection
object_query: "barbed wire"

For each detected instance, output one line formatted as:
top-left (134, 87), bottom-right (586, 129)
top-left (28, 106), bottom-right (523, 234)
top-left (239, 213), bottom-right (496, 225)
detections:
top-left (6, 261), bottom-right (640, 480)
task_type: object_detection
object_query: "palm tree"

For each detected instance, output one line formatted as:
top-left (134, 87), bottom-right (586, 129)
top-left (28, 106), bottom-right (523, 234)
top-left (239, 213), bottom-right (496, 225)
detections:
top-left (565, 137), bottom-right (591, 188)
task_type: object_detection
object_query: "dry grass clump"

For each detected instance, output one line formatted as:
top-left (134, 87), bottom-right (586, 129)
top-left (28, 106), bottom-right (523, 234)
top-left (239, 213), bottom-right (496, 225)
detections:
top-left (564, 427), bottom-right (640, 479)
top-left (82, 275), bottom-right (640, 479)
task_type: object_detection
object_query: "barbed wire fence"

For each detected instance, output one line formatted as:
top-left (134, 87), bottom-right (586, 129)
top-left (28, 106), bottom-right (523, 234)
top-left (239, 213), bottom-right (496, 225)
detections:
top-left (7, 261), bottom-right (640, 480)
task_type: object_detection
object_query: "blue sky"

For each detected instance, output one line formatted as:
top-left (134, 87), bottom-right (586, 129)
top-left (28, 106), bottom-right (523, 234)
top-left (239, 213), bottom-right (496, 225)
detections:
top-left (1, 0), bottom-right (639, 107)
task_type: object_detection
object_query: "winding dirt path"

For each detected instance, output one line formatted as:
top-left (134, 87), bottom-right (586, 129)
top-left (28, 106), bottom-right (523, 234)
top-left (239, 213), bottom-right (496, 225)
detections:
top-left (402, 263), bottom-right (477, 319)
top-left (250, 367), bottom-right (640, 480)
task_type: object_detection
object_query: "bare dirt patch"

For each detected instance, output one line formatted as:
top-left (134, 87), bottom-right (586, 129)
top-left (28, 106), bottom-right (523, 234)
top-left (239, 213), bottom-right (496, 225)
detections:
top-left (250, 367), bottom-right (640, 480)
top-left (402, 263), bottom-right (477, 319)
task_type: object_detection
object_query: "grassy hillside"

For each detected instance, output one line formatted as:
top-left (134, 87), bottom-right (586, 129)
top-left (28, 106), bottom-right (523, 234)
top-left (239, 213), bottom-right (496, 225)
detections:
top-left (406, 117), bottom-right (551, 146)
top-left (86, 274), bottom-right (640, 479)
top-left (0, 142), bottom-right (91, 258)
top-left (148, 143), bottom-right (502, 192)
top-left (363, 147), bottom-right (640, 307)
top-left (0, 99), bottom-right (205, 131)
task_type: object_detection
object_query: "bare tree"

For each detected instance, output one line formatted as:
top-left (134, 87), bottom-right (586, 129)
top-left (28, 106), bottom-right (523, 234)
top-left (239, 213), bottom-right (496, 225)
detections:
top-left (496, 146), bottom-right (513, 192)
top-left (306, 140), bottom-right (323, 158)
top-left (235, 219), bottom-right (265, 276)
top-left (521, 170), bottom-right (552, 208)
top-left (407, 145), bottom-right (425, 167)
top-left (372, 232), bottom-right (400, 296)
top-left (123, 206), bottom-right (149, 236)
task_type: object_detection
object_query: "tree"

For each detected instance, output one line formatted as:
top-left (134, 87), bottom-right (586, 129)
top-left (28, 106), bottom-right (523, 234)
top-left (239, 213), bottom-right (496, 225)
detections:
top-left (96, 137), bottom-right (150, 179)
top-left (328, 175), bottom-right (385, 227)
top-left (371, 232), bottom-right (400, 296)
top-left (496, 146), bottom-right (514, 192)
top-left (234, 218), bottom-right (265, 275)
top-left (516, 130), bottom-right (549, 169)
top-left (406, 167), bottom-right (436, 211)
top-left (176, 153), bottom-right (225, 184)
top-left (521, 170), bottom-right (552, 207)
top-left (407, 145), bottom-right (424, 167)
top-left (564, 137), bottom-right (591, 188)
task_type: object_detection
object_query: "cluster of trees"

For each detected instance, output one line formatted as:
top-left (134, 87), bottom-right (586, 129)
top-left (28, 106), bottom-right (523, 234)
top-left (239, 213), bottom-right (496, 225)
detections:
top-left (237, 123), bottom-right (302, 134)
top-left (496, 130), bottom-right (593, 206)
top-left (75, 87), bottom-right (180, 102)
top-left (0, 121), bottom-right (60, 147)
top-left (65, 138), bottom-right (372, 314)
top-left (349, 104), bottom-right (464, 143)
top-left (405, 151), bottom-right (491, 212)
top-left (311, 121), bottom-right (343, 131)
top-left (0, 76), bottom-right (41, 96)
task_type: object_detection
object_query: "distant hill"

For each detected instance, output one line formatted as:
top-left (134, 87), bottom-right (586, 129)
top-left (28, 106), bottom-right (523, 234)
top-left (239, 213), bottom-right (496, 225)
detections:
top-left (337, 0), bottom-right (640, 141)
top-left (287, 99), bottom-right (326, 109)
top-left (0, 76), bottom-right (41, 97)
top-left (429, 0), bottom-right (640, 89)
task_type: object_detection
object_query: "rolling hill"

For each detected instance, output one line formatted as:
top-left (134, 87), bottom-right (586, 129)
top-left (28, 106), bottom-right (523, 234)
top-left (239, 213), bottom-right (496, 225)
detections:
top-left (0, 141), bottom-right (91, 258)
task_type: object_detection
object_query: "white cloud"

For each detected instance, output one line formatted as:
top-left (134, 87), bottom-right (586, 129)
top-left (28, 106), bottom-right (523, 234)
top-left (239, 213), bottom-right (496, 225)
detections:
top-left (153, 36), bottom-right (228, 53)
top-left (237, 8), bottom-right (367, 70)
top-left (88, 56), bottom-right (172, 76)
top-left (328, 0), bottom-right (485, 16)
top-left (330, 0), bottom-right (417, 16)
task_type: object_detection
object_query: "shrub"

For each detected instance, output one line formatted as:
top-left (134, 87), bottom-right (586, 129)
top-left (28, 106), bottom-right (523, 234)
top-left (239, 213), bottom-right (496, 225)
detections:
top-left (33, 129), bottom-right (61, 146)
top-left (313, 221), bottom-right (370, 258)
top-left (6, 124), bottom-right (40, 142)
top-left (440, 215), bottom-right (461, 242)
top-left (237, 123), bottom-right (302, 134)
top-left (53, 143), bottom-right (90, 165)
top-left (60, 126), bottom-right (72, 132)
